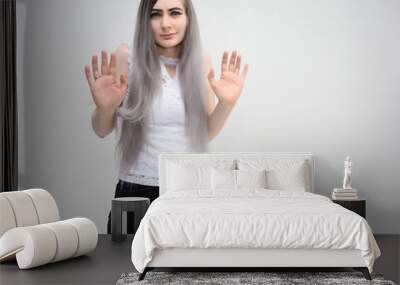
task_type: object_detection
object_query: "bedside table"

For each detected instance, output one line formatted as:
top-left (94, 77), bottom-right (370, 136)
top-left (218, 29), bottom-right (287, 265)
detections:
top-left (332, 198), bottom-right (366, 218)
top-left (111, 197), bottom-right (150, 242)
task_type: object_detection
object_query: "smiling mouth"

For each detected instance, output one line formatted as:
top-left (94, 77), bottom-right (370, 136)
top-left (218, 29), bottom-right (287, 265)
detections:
top-left (161, 33), bottom-right (175, 39)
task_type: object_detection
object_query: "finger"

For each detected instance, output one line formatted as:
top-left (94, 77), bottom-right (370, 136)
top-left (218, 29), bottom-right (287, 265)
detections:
top-left (101, 49), bottom-right (109, 75)
top-left (110, 53), bottom-right (116, 75)
top-left (240, 64), bottom-right (249, 81)
top-left (221, 51), bottom-right (228, 73)
top-left (92, 54), bottom-right (100, 80)
top-left (114, 54), bottom-right (122, 87)
top-left (208, 68), bottom-right (216, 86)
top-left (84, 65), bottom-right (94, 90)
top-left (228, 51), bottom-right (237, 72)
top-left (235, 54), bottom-right (241, 76)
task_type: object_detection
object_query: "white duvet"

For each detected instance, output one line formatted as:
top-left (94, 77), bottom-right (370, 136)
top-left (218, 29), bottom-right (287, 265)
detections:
top-left (131, 189), bottom-right (381, 273)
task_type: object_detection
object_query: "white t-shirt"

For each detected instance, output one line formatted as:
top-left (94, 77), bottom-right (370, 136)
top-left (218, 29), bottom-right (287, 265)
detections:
top-left (118, 46), bottom-right (190, 186)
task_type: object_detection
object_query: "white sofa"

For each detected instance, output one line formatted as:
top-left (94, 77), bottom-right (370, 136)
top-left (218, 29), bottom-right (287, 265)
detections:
top-left (0, 188), bottom-right (98, 269)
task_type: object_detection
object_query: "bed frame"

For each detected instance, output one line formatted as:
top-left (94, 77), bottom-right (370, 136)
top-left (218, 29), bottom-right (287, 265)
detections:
top-left (138, 152), bottom-right (372, 281)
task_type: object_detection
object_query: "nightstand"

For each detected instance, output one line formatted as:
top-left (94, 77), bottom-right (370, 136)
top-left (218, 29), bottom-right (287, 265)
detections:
top-left (111, 197), bottom-right (150, 242)
top-left (332, 198), bottom-right (366, 218)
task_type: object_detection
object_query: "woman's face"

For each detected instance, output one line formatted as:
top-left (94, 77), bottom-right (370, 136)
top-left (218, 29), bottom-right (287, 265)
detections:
top-left (150, 0), bottom-right (188, 50)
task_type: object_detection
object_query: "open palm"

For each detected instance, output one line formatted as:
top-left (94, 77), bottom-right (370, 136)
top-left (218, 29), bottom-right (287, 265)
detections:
top-left (208, 51), bottom-right (249, 106)
top-left (84, 50), bottom-right (128, 111)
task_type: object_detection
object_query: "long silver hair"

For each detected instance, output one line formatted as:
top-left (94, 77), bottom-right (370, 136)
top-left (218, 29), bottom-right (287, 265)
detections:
top-left (114, 0), bottom-right (209, 170)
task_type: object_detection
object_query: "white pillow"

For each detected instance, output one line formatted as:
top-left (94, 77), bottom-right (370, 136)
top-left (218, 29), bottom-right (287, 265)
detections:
top-left (167, 162), bottom-right (211, 191)
top-left (237, 159), bottom-right (308, 191)
top-left (166, 159), bottom-right (236, 192)
top-left (211, 168), bottom-right (268, 190)
top-left (236, 169), bottom-right (267, 188)
top-left (211, 168), bottom-right (236, 191)
top-left (267, 167), bottom-right (306, 191)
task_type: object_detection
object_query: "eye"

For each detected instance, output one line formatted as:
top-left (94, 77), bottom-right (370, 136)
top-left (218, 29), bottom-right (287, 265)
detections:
top-left (170, 11), bottom-right (182, 16)
top-left (150, 12), bottom-right (160, 18)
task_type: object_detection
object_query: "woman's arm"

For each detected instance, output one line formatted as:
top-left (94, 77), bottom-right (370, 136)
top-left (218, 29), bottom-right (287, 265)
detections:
top-left (205, 51), bottom-right (249, 142)
top-left (204, 53), bottom-right (217, 117)
top-left (91, 43), bottom-right (129, 138)
top-left (204, 52), bottom-right (225, 142)
top-left (207, 99), bottom-right (236, 142)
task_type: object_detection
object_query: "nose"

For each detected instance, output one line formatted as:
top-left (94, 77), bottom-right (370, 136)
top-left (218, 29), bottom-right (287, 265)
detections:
top-left (160, 15), bottom-right (172, 30)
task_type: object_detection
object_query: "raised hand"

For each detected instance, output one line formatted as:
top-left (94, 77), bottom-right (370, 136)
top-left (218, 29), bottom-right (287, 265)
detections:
top-left (207, 51), bottom-right (249, 106)
top-left (84, 50), bottom-right (128, 112)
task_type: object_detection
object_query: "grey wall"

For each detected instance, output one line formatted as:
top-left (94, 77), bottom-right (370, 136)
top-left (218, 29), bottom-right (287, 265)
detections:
top-left (17, 0), bottom-right (400, 234)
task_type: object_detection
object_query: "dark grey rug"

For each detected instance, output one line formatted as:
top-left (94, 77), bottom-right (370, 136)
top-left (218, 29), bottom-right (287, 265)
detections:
top-left (116, 271), bottom-right (396, 285)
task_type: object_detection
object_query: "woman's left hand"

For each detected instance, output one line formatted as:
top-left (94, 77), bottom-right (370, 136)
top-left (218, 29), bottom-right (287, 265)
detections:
top-left (208, 51), bottom-right (249, 106)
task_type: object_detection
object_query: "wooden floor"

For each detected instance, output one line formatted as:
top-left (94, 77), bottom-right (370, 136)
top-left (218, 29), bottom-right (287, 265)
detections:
top-left (0, 234), bottom-right (398, 285)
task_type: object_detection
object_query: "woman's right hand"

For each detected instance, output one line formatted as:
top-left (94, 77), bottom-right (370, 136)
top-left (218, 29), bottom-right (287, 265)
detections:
top-left (84, 50), bottom-right (128, 112)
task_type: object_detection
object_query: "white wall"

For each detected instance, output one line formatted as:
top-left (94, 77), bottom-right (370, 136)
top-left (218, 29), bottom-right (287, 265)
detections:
top-left (17, 0), bottom-right (400, 234)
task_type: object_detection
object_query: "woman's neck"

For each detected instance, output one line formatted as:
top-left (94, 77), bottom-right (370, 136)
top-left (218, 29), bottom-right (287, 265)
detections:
top-left (156, 44), bottom-right (182, 59)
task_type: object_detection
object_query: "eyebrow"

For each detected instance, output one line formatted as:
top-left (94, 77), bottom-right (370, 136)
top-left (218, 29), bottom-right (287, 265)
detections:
top-left (151, 7), bottom-right (183, 12)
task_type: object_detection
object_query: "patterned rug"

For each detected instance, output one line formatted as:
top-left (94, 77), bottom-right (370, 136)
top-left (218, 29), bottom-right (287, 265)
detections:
top-left (116, 271), bottom-right (396, 285)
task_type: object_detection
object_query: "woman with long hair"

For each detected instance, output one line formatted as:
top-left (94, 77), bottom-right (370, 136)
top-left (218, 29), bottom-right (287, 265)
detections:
top-left (84, 0), bottom-right (249, 234)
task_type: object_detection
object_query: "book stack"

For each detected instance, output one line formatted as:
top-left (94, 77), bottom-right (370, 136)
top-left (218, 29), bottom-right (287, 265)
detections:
top-left (332, 188), bottom-right (358, 200)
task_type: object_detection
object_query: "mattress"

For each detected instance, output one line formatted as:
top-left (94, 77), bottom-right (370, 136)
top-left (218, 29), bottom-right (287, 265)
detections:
top-left (131, 189), bottom-right (381, 273)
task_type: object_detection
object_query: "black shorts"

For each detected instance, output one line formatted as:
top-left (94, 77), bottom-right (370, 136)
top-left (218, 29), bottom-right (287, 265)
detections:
top-left (107, 179), bottom-right (159, 234)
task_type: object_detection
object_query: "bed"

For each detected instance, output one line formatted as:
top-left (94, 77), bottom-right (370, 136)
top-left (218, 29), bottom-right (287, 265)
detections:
top-left (130, 152), bottom-right (381, 281)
